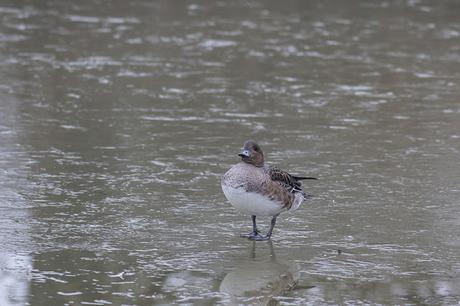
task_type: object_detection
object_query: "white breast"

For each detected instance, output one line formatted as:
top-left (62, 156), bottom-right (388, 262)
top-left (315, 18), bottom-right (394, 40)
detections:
top-left (221, 184), bottom-right (285, 216)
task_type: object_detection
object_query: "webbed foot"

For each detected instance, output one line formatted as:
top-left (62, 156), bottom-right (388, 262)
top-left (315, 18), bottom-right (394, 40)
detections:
top-left (240, 231), bottom-right (271, 241)
top-left (240, 231), bottom-right (261, 239)
top-left (248, 234), bottom-right (271, 241)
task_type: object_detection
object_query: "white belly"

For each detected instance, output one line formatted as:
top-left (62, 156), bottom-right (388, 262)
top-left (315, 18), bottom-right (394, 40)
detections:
top-left (221, 184), bottom-right (284, 216)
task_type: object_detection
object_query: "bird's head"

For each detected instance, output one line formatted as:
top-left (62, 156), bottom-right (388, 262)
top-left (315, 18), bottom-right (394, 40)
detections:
top-left (238, 140), bottom-right (264, 167)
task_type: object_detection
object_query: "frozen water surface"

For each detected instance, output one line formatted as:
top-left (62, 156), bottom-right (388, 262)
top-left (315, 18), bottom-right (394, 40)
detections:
top-left (1, 1), bottom-right (460, 305)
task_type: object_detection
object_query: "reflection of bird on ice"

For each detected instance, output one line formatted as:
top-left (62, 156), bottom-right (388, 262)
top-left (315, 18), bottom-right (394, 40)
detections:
top-left (219, 241), bottom-right (300, 305)
top-left (0, 253), bottom-right (30, 306)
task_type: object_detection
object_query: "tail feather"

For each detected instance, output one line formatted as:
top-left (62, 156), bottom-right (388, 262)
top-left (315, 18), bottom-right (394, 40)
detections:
top-left (293, 176), bottom-right (318, 181)
top-left (289, 192), bottom-right (313, 212)
top-left (301, 192), bottom-right (314, 200)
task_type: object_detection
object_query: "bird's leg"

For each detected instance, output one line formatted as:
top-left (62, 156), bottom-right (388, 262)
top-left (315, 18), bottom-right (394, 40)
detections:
top-left (240, 215), bottom-right (264, 239)
top-left (264, 214), bottom-right (279, 240)
top-left (251, 214), bottom-right (258, 234)
top-left (247, 214), bottom-right (279, 241)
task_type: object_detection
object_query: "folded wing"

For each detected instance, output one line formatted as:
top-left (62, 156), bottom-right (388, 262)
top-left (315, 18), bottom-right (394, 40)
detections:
top-left (266, 165), bottom-right (317, 193)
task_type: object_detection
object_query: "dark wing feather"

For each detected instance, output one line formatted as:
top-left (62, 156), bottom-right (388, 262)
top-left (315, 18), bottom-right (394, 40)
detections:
top-left (292, 175), bottom-right (318, 181)
top-left (267, 165), bottom-right (305, 193)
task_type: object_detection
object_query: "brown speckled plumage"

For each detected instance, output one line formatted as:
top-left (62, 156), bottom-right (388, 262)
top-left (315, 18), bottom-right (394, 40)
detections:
top-left (223, 162), bottom-right (298, 209)
top-left (221, 140), bottom-right (317, 240)
top-left (222, 140), bottom-right (316, 212)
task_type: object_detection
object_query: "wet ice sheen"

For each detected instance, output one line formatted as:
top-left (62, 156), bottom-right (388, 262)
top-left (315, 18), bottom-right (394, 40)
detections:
top-left (1, 0), bottom-right (460, 305)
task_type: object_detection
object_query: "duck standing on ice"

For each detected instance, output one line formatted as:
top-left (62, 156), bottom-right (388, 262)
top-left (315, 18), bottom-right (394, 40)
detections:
top-left (221, 140), bottom-right (317, 241)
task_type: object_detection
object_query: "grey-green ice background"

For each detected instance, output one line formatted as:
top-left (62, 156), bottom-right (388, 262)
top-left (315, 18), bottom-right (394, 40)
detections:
top-left (1, 0), bottom-right (460, 305)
